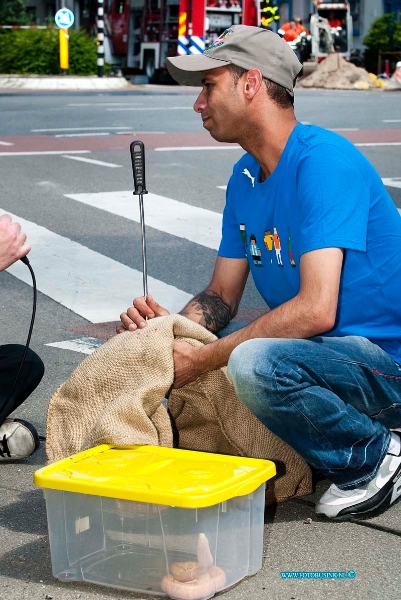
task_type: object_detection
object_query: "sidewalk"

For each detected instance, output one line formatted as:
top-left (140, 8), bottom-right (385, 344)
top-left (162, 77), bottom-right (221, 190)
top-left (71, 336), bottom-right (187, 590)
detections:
top-left (0, 75), bottom-right (134, 91)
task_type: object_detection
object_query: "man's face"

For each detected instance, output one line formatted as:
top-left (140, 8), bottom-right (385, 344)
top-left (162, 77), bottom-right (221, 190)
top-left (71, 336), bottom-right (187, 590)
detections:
top-left (193, 66), bottom-right (245, 143)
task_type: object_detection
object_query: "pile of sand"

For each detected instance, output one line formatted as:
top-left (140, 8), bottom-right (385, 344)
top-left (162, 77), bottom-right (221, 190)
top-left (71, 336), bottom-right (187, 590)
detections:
top-left (299, 53), bottom-right (373, 89)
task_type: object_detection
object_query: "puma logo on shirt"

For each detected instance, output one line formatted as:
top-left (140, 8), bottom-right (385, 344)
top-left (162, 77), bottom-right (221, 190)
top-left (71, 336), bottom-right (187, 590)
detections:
top-left (242, 168), bottom-right (255, 187)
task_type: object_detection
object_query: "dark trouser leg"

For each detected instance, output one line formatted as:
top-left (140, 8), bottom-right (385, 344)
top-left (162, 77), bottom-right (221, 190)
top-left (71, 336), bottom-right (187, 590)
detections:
top-left (0, 344), bottom-right (44, 426)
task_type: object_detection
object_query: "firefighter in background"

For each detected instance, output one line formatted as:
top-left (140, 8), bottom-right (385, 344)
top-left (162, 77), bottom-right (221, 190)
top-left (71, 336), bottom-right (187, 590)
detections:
top-left (260, 0), bottom-right (280, 30)
top-left (327, 10), bottom-right (343, 28)
top-left (280, 15), bottom-right (308, 40)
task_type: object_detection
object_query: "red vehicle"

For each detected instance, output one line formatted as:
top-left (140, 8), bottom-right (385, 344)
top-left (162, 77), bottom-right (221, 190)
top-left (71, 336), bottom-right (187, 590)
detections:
top-left (104, 1), bottom-right (258, 81)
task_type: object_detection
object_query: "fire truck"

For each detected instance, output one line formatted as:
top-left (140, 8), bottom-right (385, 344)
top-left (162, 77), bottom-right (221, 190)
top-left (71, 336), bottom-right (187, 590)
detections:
top-left (309, 2), bottom-right (353, 61)
top-left (104, 1), bottom-right (259, 81)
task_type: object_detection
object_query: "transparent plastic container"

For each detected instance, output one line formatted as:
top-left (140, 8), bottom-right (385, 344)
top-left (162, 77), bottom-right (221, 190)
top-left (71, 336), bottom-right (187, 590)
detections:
top-left (35, 445), bottom-right (275, 599)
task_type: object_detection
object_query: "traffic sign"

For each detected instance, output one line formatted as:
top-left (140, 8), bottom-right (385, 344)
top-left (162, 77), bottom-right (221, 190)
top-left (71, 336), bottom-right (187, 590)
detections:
top-left (55, 8), bottom-right (74, 29)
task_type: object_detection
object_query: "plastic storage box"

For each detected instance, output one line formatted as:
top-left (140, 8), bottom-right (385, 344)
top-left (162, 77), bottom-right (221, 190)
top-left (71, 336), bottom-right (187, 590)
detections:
top-left (34, 445), bottom-right (276, 599)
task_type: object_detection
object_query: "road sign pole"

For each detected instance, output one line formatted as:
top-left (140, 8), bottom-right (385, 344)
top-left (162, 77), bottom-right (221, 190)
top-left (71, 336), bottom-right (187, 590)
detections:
top-left (59, 28), bottom-right (69, 70)
top-left (97, 0), bottom-right (104, 78)
top-left (55, 8), bottom-right (74, 72)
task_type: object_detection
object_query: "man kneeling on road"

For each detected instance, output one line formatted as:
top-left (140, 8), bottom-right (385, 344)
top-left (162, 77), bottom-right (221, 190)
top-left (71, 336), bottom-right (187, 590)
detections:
top-left (118, 26), bottom-right (401, 520)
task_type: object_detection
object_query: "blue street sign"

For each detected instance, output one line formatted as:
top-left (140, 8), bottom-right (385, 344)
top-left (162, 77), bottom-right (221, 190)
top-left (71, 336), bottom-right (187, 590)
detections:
top-left (55, 8), bottom-right (75, 29)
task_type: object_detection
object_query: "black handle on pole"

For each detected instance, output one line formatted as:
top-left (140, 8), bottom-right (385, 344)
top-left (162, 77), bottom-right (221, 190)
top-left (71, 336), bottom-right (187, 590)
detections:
top-left (130, 140), bottom-right (148, 195)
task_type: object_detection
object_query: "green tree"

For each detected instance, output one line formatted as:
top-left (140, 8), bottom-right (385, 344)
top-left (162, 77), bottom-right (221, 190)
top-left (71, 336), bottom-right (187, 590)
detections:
top-left (363, 13), bottom-right (401, 73)
top-left (0, 0), bottom-right (32, 25)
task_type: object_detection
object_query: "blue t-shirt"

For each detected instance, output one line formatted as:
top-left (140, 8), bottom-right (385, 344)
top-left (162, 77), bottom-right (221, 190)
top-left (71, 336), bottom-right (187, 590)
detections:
top-left (218, 123), bottom-right (401, 364)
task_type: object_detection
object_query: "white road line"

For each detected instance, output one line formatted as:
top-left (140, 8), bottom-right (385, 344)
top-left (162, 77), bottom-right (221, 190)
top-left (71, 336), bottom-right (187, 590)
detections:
top-left (399, 208), bottom-right (401, 216)
top-left (4, 209), bottom-right (192, 323)
top-left (356, 142), bottom-right (401, 147)
top-left (383, 120), bottom-right (401, 123)
top-left (65, 191), bottom-right (222, 250)
top-left (155, 146), bottom-right (242, 152)
top-left (382, 177), bottom-right (401, 189)
top-left (67, 103), bottom-right (143, 107)
top-left (116, 131), bottom-right (166, 135)
top-left (31, 126), bottom-right (132, 132)
top-left (55, 132), bottom-right (110, 138)
top-left (62, 155), bottom-right (122, 168)
top-left (107, 107), bottom-right (193, 111)
top-left (0, 141), bottom-right (14, 146)
top-left (46, 337), bottom-right (103, 354)
top-left (217, 185), bottom-right (227, 190)
top-left (331, 128), bottom-right (359, 131)
top-left (0, 150), bottom-right (91, 156)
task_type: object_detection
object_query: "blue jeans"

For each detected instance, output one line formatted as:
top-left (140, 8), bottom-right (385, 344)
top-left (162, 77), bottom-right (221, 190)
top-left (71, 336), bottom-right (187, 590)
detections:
top-left (226, 336), bottom-right (401, 489)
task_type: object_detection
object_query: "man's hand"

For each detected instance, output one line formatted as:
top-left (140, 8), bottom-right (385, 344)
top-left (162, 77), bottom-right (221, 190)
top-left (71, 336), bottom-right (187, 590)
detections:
top-left (0, 214), bottom-right (31, 272)
top-left (117, 295), bottom-right (170, 333)
top-left (172, 340), bottom-right (204, 389)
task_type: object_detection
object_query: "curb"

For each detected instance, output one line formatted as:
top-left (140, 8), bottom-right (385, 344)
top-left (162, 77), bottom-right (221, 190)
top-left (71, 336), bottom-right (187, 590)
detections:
top-left (0, 75), bottom-right (134, 90)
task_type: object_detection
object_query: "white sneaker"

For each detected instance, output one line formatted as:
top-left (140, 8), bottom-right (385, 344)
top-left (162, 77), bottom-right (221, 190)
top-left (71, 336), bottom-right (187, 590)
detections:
top-left (0, 418), bottom-right (40, 460)
top-left (315, 433), bottom-right (401, 519)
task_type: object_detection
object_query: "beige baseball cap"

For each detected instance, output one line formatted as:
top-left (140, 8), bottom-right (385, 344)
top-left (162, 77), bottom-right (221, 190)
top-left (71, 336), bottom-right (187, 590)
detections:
top-left (166, 25), bottom-right (302, 96)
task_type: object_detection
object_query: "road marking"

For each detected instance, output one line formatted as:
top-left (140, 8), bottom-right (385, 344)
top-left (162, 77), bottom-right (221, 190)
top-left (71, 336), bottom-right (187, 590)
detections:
top-left (4, 209), bottom-right (192, 323)
top-left (55, 132), bottom-right (110, 138)
top-left (331, 128), bottom-right (360, 131)
top-left (155, 146), bottom-right (242, 152)
top-left (0, 150), bottom-right (91, 156)
top-left (399, 209), bottom-right (401, 216)
top-left (62, 155), bottom-right (122, 168)
top-left (46, 337), bottom-right (103, 354)
top-left (383, 177), bottom-right (401, 189)
top-left (116, 131), bottom-right (165, 135)
top-left (65, 191), bottom-right (222, 250)
top-left (217, 185), bottom-right (227, 190)
top-left (67, 103), bottom-right (143, 107)
top-left (0, 141), bottom-right (14, 146)
top-left (356, 142), bottom-right (401, 147)
top-left (107, 106), bottom-right (193, 111)
top-left (383, 120), bottom-right (401, 123)
top-left (32, 126), bottom-right (132, 132)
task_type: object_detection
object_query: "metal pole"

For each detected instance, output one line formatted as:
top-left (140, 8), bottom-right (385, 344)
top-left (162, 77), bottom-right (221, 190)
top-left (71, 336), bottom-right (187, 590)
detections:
top-left (97, 0), bottom-right (104, 77)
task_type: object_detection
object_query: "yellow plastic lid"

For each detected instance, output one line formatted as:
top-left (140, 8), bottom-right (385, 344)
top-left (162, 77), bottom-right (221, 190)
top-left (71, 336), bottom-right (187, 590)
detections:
top-left (34, 445), bottom-right (276, 508)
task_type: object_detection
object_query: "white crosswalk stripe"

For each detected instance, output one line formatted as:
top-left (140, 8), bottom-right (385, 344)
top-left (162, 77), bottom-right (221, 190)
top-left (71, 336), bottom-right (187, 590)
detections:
top-left (383, 177), bottom-right (401, 189)
top-left (65, 191), bottom-right (223, 250)
top-left (3, 209), bottom-right (192, 323)
top-left (3, 185), bottom-right (400, 355)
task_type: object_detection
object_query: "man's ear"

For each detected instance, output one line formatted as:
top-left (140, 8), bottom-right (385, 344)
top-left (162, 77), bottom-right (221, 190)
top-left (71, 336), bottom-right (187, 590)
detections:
top-left (244, 69), bottom-right (263, 98)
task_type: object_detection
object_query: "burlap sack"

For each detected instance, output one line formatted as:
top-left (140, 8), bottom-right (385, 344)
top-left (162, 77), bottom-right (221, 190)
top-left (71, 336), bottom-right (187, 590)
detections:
top-left (46, 314), bottom-right (312, 504)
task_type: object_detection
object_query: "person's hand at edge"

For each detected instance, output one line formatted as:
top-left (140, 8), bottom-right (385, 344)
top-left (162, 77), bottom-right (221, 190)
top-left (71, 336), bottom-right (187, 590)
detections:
top-left (0, 214), bottom-right (31, 272)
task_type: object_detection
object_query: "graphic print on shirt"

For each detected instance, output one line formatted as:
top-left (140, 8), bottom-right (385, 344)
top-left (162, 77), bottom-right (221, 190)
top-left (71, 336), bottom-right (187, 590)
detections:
top-left (242, 168), bottom-right (255, 187)
top-left (287, 228), bottom-right (296, 267)
top-left (263, 230), bottom-right (274, 264)
top-left (239, 223), bottom-right (247, 256)
top-left (250, 234), bottom-right (263, 267)
top-left (273, 227), bottom-right (284, 267)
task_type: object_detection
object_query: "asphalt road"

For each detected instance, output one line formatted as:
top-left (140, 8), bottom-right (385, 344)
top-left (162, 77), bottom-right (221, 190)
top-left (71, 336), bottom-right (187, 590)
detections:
top-left (1, 86), bottom-right (400, 416)
top-left (0, 86), bottom-right (400, 600)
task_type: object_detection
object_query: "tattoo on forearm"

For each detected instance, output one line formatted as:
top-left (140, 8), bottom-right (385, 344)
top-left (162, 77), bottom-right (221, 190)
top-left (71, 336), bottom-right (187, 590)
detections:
top-left (180, 291), bottom-right (232, 332)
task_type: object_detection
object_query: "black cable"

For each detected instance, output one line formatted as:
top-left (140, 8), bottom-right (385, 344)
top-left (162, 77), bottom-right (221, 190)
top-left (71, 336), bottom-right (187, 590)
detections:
top-left (3, 256), bottom-right (37, 411)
